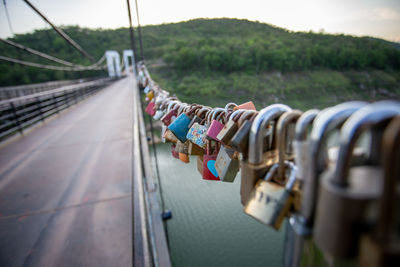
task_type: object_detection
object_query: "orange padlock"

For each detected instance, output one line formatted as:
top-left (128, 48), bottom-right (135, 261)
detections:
top-left (233, 101), bottom-right (256, 111)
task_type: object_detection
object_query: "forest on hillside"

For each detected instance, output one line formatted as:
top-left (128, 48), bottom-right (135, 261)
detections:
top-left (1, 18), bottom-right (399, 108)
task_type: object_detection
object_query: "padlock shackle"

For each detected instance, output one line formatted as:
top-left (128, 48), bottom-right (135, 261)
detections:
top-left (229, 109), bottom-right (246, 122)
top-left (377, 116), bottom-right (400, 240)
top-left (211, 108), bottom-right (225, 121)
top-left (333, 101), bottom-right (400, 187)
top-left (224, 102), bottom-right (238, 111)
top-left (237, 110), bottom-right (257, 126)
top-left (277, 110), bottom-right (302, 181)
top-left (295, 109), bottom-right (320, 141)
top-left (263, 161), bottom-right (297, 189)
top-left (300, 101), bottom-right (366, 225)
top-left (167, 100), bottom-right (180, 113)
top-left (249, 104), bottom-right (292, 165)
top-left (196, 107), bottom-right (211, 118)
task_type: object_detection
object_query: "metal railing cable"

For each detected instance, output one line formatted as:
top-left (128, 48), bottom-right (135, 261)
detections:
top-left (0, 38), bottom-right (91, 67)
top-left (0, 55), bottom-right (106, 71)
top-left (22, 0), bottom-right (95, 62)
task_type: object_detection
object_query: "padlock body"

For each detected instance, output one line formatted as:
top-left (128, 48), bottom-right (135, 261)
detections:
top-left (179, 153), bottom-right (190, 163)
top-left (240, 150), bottom-right (279, 205)
top-left (203, 153), bottom-right (220, 181)
top-left (171, 144), bottom-right (179, 159)
top-left (314, 166), bottom-right (383, 258)
top-left (145, 101), bottom-right (156, 116)
top-left (231, 120), bottom-right (252, 157)
top-left (215, 146), bottom-right (239, 182)
top-left (161, 110), bottom-right (176, 126)
top-left (216, 120), bottom-right (238, 145)
top-left (186, 122), bottom-right (207, 148)
top-left (244, 180), bottom-right (293, 230)
top-left (197, 155), bottom-right (204, 175)
top-left (359, 235), bottom-right (400, 267)
top-left (188, 142), bottom-right (204, 156)
top-left (153, 110), bottom-right (164, 120)
top-left (163, 128), bottom-right (178, 143)
top-left (168, 113), bottom-right (191, 142)
top-left (206, 120), bottom-right (225, 141)
top-left (233, 101), bottom-right (256, 111)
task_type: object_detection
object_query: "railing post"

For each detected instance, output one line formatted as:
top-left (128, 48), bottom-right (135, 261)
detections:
top-left (36, 96), bottom-right (44, 122)
top-left (64, 90), bottom-right (70, 108)
top-left (52, 93), bottom-right (59, 113)
top-left (9, 102), bottom-right (23, 134)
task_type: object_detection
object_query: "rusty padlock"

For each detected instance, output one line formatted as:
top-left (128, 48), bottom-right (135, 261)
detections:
top-left (240, 104), bottom-right (292, 206)
top-left (215, 145), bottom-right (240, 182)
top-left (314, 101), bottom-right (400, 258)
top-left (230, 110), bottom-right (258, 157)
top-left (217, 109), bottom-right (246, 145)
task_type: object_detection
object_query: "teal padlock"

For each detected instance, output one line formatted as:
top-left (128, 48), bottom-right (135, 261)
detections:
top-left (168, 105), bottom-right (200, 142)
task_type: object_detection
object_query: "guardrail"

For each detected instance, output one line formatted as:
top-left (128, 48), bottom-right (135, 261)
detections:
top-left (132, 74), bottom-right (172, 267)
top-left (0, 77), bottom-right (103, 100)
top-left (0, 77), bottom-right (116, 141)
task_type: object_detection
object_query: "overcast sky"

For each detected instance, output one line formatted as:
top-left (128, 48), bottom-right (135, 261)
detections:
top-left (1, 0), bottom-right (400, 42)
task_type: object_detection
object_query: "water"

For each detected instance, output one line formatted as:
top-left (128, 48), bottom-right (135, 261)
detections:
top-left (151, 144), bottom-right (285, 267)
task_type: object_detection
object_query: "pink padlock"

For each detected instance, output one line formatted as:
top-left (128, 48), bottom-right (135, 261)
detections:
top-left (145, 101), bottom-right (156, 116)
top-left (206, 109), bottom-right (226, 141)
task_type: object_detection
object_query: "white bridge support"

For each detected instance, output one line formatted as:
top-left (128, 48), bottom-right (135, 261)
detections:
top-left (123, 50), bottom-right (135, 75)
top-left (105, 50), bottom-right (121, 77)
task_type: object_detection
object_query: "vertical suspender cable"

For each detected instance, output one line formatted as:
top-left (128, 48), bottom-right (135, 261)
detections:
top-left (134, 0), bottom-right (144, 61)
top-left (22, 0), bottom-right (95, 62)
top-left (3, 0), bottom-right (14, 36)
top-left (126, 0), bottom-right (137, 73)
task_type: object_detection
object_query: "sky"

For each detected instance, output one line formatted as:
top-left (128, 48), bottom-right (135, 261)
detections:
top-left (1, 0), bottom-right (400, 42)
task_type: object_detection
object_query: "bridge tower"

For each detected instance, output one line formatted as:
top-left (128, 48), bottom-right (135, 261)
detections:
top-left (123, 50), bottom-right (135, 75)
top-left (105, 50), bottom-right (121, 77)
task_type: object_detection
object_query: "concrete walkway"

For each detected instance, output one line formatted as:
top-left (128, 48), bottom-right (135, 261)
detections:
top-left (0, 76), bottom-right (134, 267)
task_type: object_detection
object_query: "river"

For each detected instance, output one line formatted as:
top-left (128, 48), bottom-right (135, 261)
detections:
top-left (150, 144), bottom-right (285, 267)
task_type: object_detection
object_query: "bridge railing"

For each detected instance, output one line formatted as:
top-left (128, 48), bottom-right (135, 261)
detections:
top-left (132, 74), bottom-right (172, 267)
top-left (0, 77), bottom-right (105, 101)
top-left (0, 77), bottom-right (116, 141)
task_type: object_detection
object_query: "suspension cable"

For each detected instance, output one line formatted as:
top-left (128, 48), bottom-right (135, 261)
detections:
top-left (0, 38), bottom-right (81, 67)
top-left (0, 55), bottom-right (106, 71)
top-left (134, 0), bottom-right (144, 61)
top-left (22, 0), bottom-right (95, 62)
top-left (3, 0), bottom-right (14, 36)
top-left (126, 0), bottom-right (137, 67)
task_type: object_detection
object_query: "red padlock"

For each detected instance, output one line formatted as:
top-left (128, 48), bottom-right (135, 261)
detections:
top-left (145, 101), bottom-right (156, 116)
top-left (202, 140), bottom-right (220, 181)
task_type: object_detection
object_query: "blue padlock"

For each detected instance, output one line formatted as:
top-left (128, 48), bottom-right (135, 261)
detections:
top-left (168, 106), bottom-right (200, 142)
top-left (168, 113), bottom-right (192, 142)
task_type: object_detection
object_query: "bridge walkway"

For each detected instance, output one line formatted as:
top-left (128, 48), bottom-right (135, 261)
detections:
top-left (0, 76), bottom-right (134, 267)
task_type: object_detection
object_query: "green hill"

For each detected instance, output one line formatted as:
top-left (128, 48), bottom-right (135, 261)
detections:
top-left (1, 18), bottom-right (399, 109)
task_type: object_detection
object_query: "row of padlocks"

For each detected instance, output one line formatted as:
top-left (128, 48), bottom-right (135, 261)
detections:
top-left (138, 63), bottom-right (400, 267)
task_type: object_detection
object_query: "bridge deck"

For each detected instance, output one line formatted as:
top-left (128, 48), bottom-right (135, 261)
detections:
top-left (0, 77), bottom-right (134, 266)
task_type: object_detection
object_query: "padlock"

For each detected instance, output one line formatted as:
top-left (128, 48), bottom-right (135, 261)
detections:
top-left (359, 116), bottom-right (400, 267)
top-left (161, 101), bottom-right (180, 126)
top-left (168, 105), bottom-right (201, 142)
top-left (215, 145), bottom-right (240, 182)
top-left (216, 109), bottom-right (246, 145)
top-left (161, 124), bottom-right (167, 143)
top-left (282, 109), bottom-right (319, 267)
top-left (314, 101), bottom-right (400, 258)
top-left (178, 141), bottom-right (190, 163)
top-left (298, 101), bottom-right (367, 233)
top-left (244, 161), bottom-right (297, 229)
top-left (202, 140), bottom-right (220, 181)
top-left (163, 128), bottom-right (179, 143)
top-left (188, 107), bottom-right (210, 129)
top-left (276, 110), bottom-right (303, 184)
top-left (146, 90), bottom-right (154, 101)
top-left (206, 108), bottom-right (227, 141)
top-left (233, 101), bottom-right (256, 111)
top-left (240, 104), bottom-right (292, 206)
top-left (145, 100), bottom-right (157, 116)
top-left (188, 142), bottom-right (205, 156)
top-left (186, 121), bottom-right (209, 148)
top-left (230, 110), bottom-right (258, 157)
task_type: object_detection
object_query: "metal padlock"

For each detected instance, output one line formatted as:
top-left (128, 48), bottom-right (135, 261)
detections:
top-left (233, 101), bottom-right (256, 111)
top-left (244, 161), bottom-right (297, 229)
top-left (359, 116), bottom-right (400, 267)
top-left (224, 102), bottom-right (238, 111)
top-left (171, 143), bottom-right (179, 159)
top-left (314, 101), bottom-right (400, 258)
top-left (240, 104), bottom-right (292, 206)
top-left (188, 142), bottom-right (205, 156)
top-left (215, 145), bottom-right (240, 182)
top-left (230, 110), bottom-right (258, 157)
top-left (161, 101), bottom-right (180, 126)
top-left (188, 107), bottom-right (210, 129)
top-left (216, 109), bottom-right (246, 145)
top-left (197, 155), bottom-right (204, 176)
